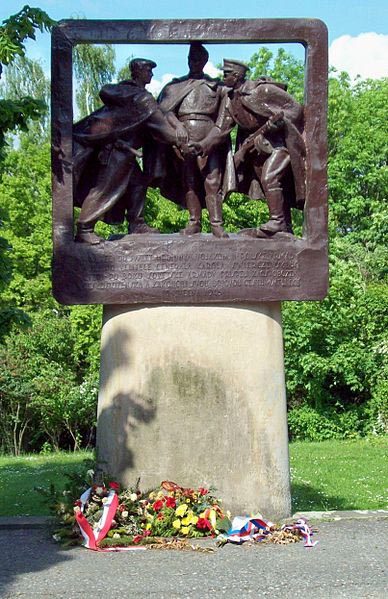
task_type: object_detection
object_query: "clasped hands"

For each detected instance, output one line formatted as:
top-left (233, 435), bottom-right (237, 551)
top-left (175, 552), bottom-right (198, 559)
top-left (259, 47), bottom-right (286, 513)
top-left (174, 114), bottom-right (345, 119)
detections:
top-left (175, 124), bottom-right (208, 157)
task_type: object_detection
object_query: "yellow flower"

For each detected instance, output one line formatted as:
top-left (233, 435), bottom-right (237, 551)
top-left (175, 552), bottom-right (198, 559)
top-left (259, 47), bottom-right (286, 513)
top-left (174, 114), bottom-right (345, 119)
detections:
top-left (172, 519), bottom-right (181, 529)
top-left (149, 492), bottom-right (156, 500)
top-left (182, 511), bottom-right (199, 526)
top-left (209, 509), bottom-right (217, 528)
top-left (175, 504), bottom-right (188, 517)
top-left (181, 526), bottom-right (190, 535)
top-left (157, 491), bottom-right (164, 499)
top-left (185, 498), bottom-right (191, 503)
top-left (146, 523), bottom-right (152, 530)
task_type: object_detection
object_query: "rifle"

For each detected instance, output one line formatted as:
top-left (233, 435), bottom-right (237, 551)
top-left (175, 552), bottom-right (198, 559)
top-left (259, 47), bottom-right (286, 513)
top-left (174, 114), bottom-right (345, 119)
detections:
top-left (233, 111), bottom-right (284, 169)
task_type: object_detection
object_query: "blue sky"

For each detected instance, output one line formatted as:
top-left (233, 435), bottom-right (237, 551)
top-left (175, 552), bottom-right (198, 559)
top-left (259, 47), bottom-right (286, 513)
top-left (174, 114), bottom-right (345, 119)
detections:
top-left (1, 0), bottom-right (387, 87)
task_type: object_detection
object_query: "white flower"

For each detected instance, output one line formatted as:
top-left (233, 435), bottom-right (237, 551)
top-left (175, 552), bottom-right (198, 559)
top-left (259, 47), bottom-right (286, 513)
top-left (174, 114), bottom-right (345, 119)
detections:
top-left (122, 511), bottom-right (129, 518)
top-left (113, 533), bottom-right (121, 539)
top-left (130, 493), bottom-right (138, 502)
top-left (95, 486), bottom-right (104, 495)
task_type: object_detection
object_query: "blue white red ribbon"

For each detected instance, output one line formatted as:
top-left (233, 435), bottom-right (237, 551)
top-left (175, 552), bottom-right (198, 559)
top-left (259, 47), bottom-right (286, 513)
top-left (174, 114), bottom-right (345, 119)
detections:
top-left (226, 516), bottom-right (273, 544)
top-left (226, 515), bottom-right (318, 548)
top-left (282, 518), bottom-right (319, 548)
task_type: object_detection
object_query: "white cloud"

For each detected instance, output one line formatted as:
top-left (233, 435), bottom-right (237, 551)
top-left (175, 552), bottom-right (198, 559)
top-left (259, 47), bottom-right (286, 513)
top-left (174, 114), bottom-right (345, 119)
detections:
top-left (204, 61), bottom-right (222, 78)
top-left (146, 73), bottom-right (176, 97)
top-left (146, 61), bottom-right (222, 97)
top-left (329, 32), bottom-right (388, 80)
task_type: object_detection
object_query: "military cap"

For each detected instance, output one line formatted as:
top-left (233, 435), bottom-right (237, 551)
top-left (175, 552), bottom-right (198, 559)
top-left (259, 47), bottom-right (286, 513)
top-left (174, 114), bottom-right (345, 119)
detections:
top-left (222, 59), bottom-right (249, 74)
top-left (130, 58), bottom-right (157, 71)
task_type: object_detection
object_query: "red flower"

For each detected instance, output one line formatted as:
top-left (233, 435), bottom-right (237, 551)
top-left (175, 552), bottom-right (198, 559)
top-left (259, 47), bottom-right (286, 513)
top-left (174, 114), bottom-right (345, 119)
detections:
top-left (157, 512), bottom-right (164, 520)
top-left (152, 499), bottom-right (164, 512)
top-left (109, 481), bottom-right (120, 491)
top-left (74, 500), bottom-right (82, 507)
top-left (197, 518), bottom-right (212, 530)
top-left (198, 487), bottom-right (209, 496)
top-left (132, 534), bottom-right (143, 544)
top-left (166, 496), bottom-right (176, 508)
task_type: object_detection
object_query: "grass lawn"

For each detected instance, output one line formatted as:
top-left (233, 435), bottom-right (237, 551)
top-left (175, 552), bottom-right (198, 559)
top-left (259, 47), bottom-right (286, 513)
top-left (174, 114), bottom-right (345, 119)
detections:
top-left (0, 451), bottom-right (93, 517)
top-left (0, 438), bottom-right (387, 517)
top-left (290, 437), bottom-right (388, 513)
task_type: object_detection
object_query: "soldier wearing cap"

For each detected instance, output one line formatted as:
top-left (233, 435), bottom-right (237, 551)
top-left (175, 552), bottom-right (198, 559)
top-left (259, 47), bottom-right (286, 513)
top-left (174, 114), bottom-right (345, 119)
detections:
top-left (157, 43), bottom-right (234, 238)
top-left (73, 58), bottom-right (182, 244)
top-left (192, 58), bottom-right (306, 238)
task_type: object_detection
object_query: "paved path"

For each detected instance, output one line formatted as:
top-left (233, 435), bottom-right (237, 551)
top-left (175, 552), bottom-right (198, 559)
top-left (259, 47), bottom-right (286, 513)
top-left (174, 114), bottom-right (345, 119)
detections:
top-left (1, 517), bottom-right (387, 598)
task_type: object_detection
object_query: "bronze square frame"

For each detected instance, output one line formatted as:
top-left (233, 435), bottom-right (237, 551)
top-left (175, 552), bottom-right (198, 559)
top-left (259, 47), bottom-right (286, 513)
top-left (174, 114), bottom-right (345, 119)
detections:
top-left (51, 18), bottom-right (328, 305)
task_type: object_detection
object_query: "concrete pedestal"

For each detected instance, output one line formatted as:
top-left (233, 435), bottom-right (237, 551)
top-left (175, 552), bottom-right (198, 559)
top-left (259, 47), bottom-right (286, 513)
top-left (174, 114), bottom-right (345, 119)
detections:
top-left (96, 304), bottom-right (291, 519)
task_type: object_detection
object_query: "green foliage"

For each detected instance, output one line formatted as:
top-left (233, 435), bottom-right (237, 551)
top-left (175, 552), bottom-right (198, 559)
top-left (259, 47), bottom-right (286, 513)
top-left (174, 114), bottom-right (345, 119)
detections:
top-left (0, 41), bottom-right (386, 451)
top-left (0, 96), bottom-right (45, 159)
top-left (288, 404), bottom-right (368, 442)
top-left (0, 5), bottom-right (54, 339)
top-left (282, 71), bottom-right (388, 439)
top-left (0, 55), bottom-right (50, 143)
top-left (328, 76), bottom-right (388, 240)
top-left (0, 5), bottom-right (54, 65)
top-left (0, 141), bottom-right (53, 311)
top-left (0, 311), bottom-right (98, 454)
top-left (0, 451), bottom-right (94, 516)
top-left (247, 47), bottom-right (304, 102)
top-left (144, 188), bottom-right (188, 233)
top-left (73, 44), bottom-right (116, 118)
top-left (0, 6), bottom-right (54, 156)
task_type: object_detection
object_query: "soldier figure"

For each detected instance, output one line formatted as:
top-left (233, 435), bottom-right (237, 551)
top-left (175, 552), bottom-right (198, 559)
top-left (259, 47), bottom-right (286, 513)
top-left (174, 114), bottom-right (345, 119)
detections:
top-left (73, 58), bottom-right (182, 244)
top-left (158, 43), bottom-right (233, 238)
top-left (191, 59), bottom-right (306, 238)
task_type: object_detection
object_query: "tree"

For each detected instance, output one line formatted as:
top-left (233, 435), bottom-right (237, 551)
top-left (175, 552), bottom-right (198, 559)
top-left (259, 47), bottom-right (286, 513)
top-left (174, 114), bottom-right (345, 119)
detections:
top-left (0, 54), bottom-right (50, 143)
top-left (73, 44), bottom-right (116, 118)
top-left (283, 72), bottom-right (388, 439)
top-left (0, 5), bottom-right (54, 339)
top-left (0, 5), bottom-right (54, 157)
top-left (247, 47), bottom-right (304, 102)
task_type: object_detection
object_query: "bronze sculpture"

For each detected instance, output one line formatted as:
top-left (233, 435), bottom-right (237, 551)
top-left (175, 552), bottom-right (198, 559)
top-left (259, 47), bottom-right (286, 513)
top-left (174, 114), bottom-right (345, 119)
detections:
top-left (73, 58), bottom-right (182, 244)
top-left (71, 48), bottom-right (306, 243)
top-left (157, 43), bottom-right (234, 238)
top-left (51, 18), bottom-right (328, 304)
top-left (191, 59), bottom-right (306, 238)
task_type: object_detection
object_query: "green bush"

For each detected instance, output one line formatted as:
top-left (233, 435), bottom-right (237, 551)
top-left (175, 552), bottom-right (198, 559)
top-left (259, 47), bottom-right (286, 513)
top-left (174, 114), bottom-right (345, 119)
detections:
top-left (287, 404), bottom-right (371, 441)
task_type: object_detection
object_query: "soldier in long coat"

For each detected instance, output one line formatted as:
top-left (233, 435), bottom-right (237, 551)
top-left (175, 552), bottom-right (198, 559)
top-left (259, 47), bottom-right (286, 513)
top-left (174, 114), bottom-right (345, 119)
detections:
top-left (73, 59), bottom-right (181, 244)
top-left (191, 59), bottom-right (306, 238)
top-left (157, 43), bottom-right (234, 238)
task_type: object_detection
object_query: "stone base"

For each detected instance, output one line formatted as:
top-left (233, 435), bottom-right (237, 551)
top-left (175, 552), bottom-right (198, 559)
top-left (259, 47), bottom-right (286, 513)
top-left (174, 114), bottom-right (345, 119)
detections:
top-left (96, 303), bottom-right (291, 519)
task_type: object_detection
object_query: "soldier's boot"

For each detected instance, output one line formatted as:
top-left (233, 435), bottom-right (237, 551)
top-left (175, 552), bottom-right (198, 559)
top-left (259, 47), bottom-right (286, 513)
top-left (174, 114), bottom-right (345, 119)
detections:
top-left (75, 222), bottom-right (104, 245)
top-left (127, 186), bottom-right (159, 234)
top-left (180, 191), bottom-right (202, 235)
top-left (258, 187), bottom-right (288, 237)
top-left (128, 217), bottom-right (159, 234)
top-left (206, 194), bottom-right (229, 239)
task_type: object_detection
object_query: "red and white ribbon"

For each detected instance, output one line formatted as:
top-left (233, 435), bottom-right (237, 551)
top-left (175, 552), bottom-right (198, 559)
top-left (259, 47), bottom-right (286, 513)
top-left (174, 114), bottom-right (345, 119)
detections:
top-left (74, 484), bottom-right (135, 551)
